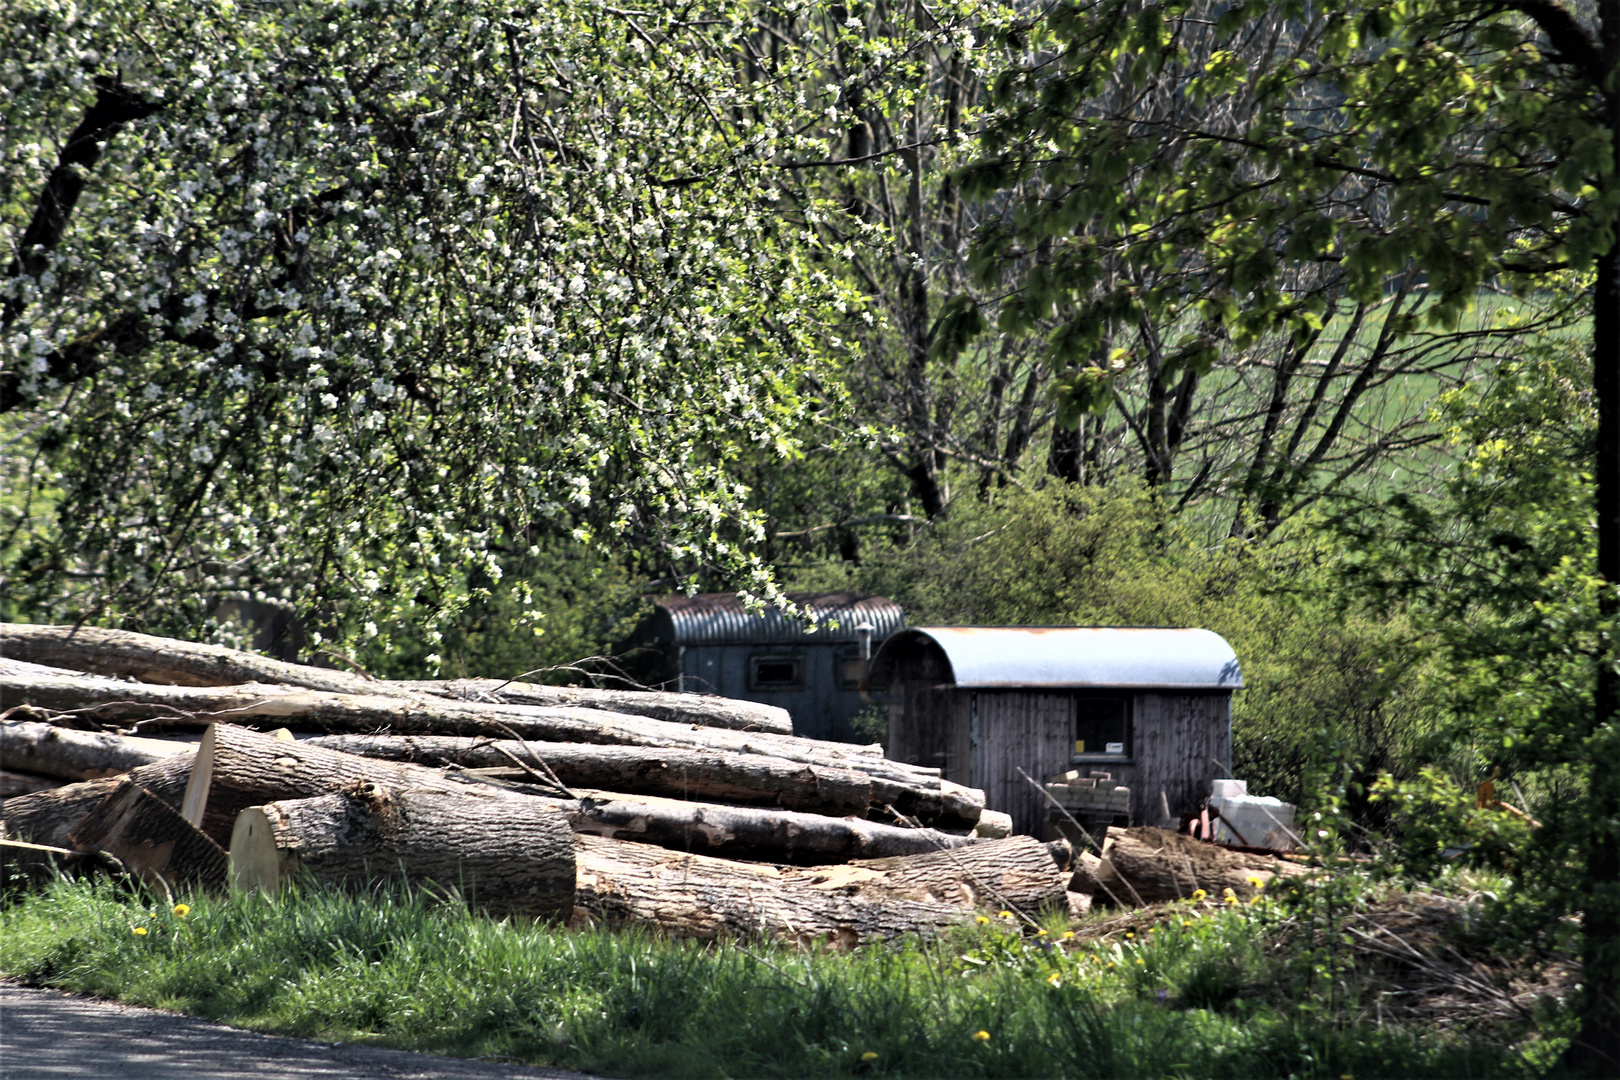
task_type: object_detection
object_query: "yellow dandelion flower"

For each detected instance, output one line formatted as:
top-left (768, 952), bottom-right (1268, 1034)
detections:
top-left (972, 1030), bottom-right (991, 1043)
top-left (1222, 887), bottom-right (1236, 898)
top-left (1182, 920), bottom-right (1193, 928)
top-left (1036, 928), bottom-right (1048, 936)
top-left (998, 910), bottom-right (1014, 919)
top-left (1135, 957), bottom-right (1145, 966)
top-left (1062, 931), bottom-right (1075, 940)
top-left (1125, 932), bottom-right (1135, 939)
top-left (861, 1052), bottom-right (879, 1062)
top-left (1106, 962), bottom-right (1116, 970)
top-left (1046, 972), bottom-right (1062, 986)
top-left (1224, 894), bottom-right (1239, 905)
top-left (1246, 875), bottom-right (1266, 891)
top-left (1190, 889), bottom-right (1207, 902)
top-left (173, 903), bottom-right (190, 917)
top-left (132, 927), bottom-right (147, 937)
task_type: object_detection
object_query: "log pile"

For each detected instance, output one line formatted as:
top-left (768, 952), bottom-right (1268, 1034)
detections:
top-left (1, 624), bottom-right (1075, 941)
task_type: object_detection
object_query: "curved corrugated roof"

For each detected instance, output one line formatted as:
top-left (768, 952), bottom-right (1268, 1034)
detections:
top-left (875, 627), bottom-right (1242, 689)
top-left (653, 592), bottom-right (906, 646)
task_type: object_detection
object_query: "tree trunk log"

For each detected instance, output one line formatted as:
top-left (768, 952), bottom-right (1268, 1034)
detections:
top-left (2, 674), bottom-right (959, 824)
top-left (1, 720), bottom-right (193, 780)
top-left (398, 679), bottom-right (791, 735)
top-left (795, 835), bottom-right (1070, 913)
top-left (303, 735), bottom-right (873, 817)
top-left (0, 623), bottom-right (790, 733)
top-left (1090, 826), bottom-right (1306, 905)
top-left (229, 782), bottom-right (576, 920)
top-left (0, 770), bottom-right (64, 797)
top-left (69, 777), bottom-right (227, 893)
top-left (182, 723), bottom-right (524, 847)
top-left (2, 775), bottom-right (127, 847)
top-left (553, 790), bottom-right (979, 864)
top-left (572, 834), bottom-right (973, 944)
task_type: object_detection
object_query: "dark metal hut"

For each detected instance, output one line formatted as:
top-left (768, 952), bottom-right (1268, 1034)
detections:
top-left (630, 592), bottom-right (906, 742)
top-left (867, 627), bottom-right (1243, 835)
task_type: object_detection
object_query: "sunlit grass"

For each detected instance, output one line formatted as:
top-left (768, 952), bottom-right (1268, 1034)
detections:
top-left (0, 874), bottom-right (1559, 1079)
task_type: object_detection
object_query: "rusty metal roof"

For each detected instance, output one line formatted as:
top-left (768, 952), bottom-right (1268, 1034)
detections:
top-left (875, 626), bottom-right (1243, 689)
top-left (652, 592), bottom-right (906, 646)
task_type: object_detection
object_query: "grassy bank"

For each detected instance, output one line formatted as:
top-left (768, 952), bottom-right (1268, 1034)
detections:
top-left (0, 876), bottom-right (1558, 1079)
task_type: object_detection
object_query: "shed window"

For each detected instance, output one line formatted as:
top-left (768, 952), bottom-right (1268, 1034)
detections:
top-left (836, 652), bottom-right (865, 691)
top-left (749, 654), bottom-right (804, 691)
top-left (1073, 696), bottom-right (1131, 759)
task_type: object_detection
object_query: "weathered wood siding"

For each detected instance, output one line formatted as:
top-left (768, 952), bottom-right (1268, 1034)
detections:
top-left (1131, 691), bottom-right (1232, 823)
top-left (972, 692), bottom-right (1076, 836)
top-left (884, 640), bottom-right (958, 774)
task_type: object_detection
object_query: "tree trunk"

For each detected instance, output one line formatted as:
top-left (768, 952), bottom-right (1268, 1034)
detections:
top-left (1, 774), bottom-right (126, 848)
top-left (0, 770), bottom-right (63, 797)
top-left (1086, 826), bottom-right (1304, 906)
top-left (572, 834), bottom-right (974, 944)
top-left (800, 834), bottom-right (1069, 913)
top-left (69, 777), bottom-right (227, 893)
top-left (229, 782), bottom-right (575, 920)
top-left (2, 674), bottom-right (962, 824)
top-left (0, 623), bottom-right (791, 733)
top-left (399, 679), bottom-right (791, 735)
top-left (304, 735), bottom-right (873, 817)
top-left (182, 723), bottom-right (522, 847)
top-left (553, 790), bottom-right (979, 864)
top-left (0, 721), bottom-right (193, 781)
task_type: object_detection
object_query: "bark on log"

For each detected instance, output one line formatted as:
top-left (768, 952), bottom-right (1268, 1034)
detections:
top-left (572, 834), bottom-right (974, 944)
top-left (303, 734), bottom-right (873, 817)
top-left (0, 769), bottom-right (63, 797)
top-left (1, 839), bottom-right (124, 887)
top-left (1089, 826), bottom-right (1307, 905)
top-left (1, 721), bottom-right (193, 780)
top-left (400, 679), bottom-right (792, 735)
top-left (791, 835), bottom-right (1070, 913)
top-left (1, 775), bottom-right (126, 847)
top-left (554, 790), bottom-right (979, 864)
top-left (181, 723), bottom-right (523, 846)
top-left (229, 782), bottom-right (576, 920)
top-left (69, 777), bottom-right (227, 893)
top-left (0, 623), bottom-right (791, 733)
top-left (3, 674), bottom-right (956, 823)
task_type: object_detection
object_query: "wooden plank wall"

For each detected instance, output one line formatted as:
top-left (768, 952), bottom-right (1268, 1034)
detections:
top-left (1132, 691), bottom-right (1232, 823)
top-left (973, 692), bottom-right (1076, 836)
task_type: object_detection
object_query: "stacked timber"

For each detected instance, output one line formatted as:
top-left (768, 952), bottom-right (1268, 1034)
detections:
top-left (1, 624), bottom-right (1078, 942)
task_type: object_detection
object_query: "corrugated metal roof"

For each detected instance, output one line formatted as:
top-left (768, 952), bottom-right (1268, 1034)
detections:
top-left (876, 627), bottom-right (1243, 689)
top-left (654, 592), bottom-right (906, 646)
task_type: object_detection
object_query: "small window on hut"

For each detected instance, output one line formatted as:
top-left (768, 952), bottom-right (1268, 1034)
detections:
top-left (1073, 696), bottom-right (1131, 759)
top-left (749, 654), bottom-right (804, 691)
top-left (836, 651), bottom-right (865, 691)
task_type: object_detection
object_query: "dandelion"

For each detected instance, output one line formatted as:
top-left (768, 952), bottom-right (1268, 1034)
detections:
top-left (132, 927), bottom-right (148, 937)
top-left (1106, 962), bottom-right (1116, 970)
top-left (998, 910), bottom-right (1014, 920)
top-left (1036, 928), bottom-right (1048, 936)
top-left (1046, 972), bottom-right (1062, 986)
top-left (972, 1030), bottom-right (991, 1043)
top-left (1246, 875), bottom-right (1266, 891)
top-left (975, 915), bottom-right (990, 925)
top-left (1062, 931), bottom-right (1075, 940)
top-left (173, 903), bottom-right (190, 917)
top-left (1191, 889), bottom-right (1207, 902)
top-left (1222, 887), bottom-right (1238, 904)
top-left (861, 1052), bottom-right (879, 1062)
top-left (1125, 932), bottom-right (1135, 940)
top-left (1135, 957), bottom-right (1146, 966)
top-left (1182, 921), bottom-right (1193, 928)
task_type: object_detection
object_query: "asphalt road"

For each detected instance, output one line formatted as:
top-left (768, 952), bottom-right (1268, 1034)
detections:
top-left (0, 983), bottom-right (605, 1080)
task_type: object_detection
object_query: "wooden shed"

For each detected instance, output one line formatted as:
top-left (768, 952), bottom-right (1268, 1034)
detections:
top-left (867, 627), bottom-right (1243, 835)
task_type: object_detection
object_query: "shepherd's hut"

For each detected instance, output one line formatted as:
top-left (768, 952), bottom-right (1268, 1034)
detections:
top-left (625, 592), bottom-right (906, 742)
top-left (867, 627), bottom-right (1243, 835)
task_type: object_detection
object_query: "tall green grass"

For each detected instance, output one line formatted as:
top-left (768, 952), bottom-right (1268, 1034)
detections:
top-left (0, 877), bottom-right (1549, 1079)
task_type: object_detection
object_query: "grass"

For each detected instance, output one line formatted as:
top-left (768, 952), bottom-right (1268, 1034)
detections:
top-left (0, 873), bottom-right (1567, 1080)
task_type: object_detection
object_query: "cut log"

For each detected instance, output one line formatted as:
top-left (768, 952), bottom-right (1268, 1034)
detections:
top-left (2, 775), bottom-right (128, 847)
top-left (303, 735), bottom-right (873, 817)
top-left (3, 674), bottom-right (955, 823)
top-left (401, 679), bottom-right (792, 735)
top-left (0, 769), bottom-right (64, 797)
top-left (572, 834), bottom-right (974, 944)
top-left (69, 777), bottom-right (228, 893)
top-left (2, 839), bottom-right (124, 888)
top-left (0, 623), bottom-right (791, 733)
top-left (554, 790), bottom-right (979, 864)
top-left (229, 782), bottom-right (576, 920)
top-left (1089, 826), bottom-right (1308, 905)
top-left (181, 723), bottom-right (524, 846)
top-left (1, 721), bottom-right (194, 781)
top-left (790, 835), bottom-right (1070, 913)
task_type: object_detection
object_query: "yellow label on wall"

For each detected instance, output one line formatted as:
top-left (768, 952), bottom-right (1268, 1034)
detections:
top-left (1074, 740), bottom-right (1085, 754)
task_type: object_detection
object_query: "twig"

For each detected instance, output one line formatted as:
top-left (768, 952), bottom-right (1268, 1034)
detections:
top-left (487, 720), bottom-right (574, 798)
